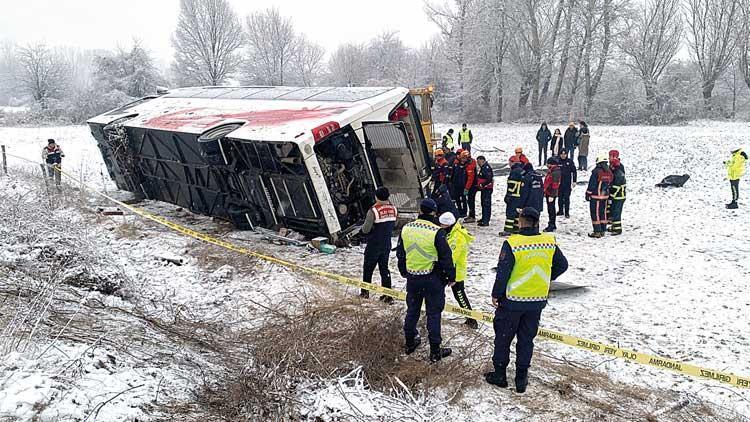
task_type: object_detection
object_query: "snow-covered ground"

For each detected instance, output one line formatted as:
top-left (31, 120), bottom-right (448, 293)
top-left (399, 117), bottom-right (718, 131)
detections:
top-left (1, 122), bottom-right (749, 419)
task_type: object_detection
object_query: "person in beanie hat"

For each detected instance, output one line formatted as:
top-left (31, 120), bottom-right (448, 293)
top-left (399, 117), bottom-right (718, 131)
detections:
top-left (360, 187), bottom-right (398, 301)
top-left (42, 139), bottom-right (65, 187)
top-left (486, 206), bottom-right (568, 393)
top-left (586, 156), bottom-right (613, 238)
top-left (396, 198), bottom-right (455, 362)
top-left (557, 149), bottom-right (577, 218)
top-left (607, 150), bottom-right (626, 235)
top-left (725, 148), bottom-right (747, 209)
top-left (543, 157), bottom-right (562, 232)
top-left (475, 155), bottom-right (494, 226)
top-left (439, 212), bottom-right (479, 329)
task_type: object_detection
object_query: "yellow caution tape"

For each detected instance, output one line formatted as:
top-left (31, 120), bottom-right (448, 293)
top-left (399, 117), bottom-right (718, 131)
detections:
top-left (4, 151), bottom-right (750, 389)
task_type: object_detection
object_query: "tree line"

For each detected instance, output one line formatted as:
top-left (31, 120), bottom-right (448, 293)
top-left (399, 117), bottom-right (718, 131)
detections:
top-left (1, 0), bottom-right (750, 125)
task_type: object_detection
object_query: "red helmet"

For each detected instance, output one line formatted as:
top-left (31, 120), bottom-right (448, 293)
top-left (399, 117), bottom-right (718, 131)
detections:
top-left (609, 149), bottom-right (620, 159)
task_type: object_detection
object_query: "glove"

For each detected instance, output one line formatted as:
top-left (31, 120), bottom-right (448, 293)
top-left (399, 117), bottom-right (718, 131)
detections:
top-left (463, 189), bottom-right (469, 196)
top-left (585, 194), bottom-right (591, 202)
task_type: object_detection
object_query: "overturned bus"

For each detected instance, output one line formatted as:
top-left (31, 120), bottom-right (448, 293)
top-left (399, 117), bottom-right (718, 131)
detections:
top-left (87, 86), bottom-right (432, 242)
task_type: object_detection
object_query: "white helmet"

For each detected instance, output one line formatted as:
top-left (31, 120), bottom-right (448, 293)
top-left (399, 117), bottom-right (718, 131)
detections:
top-left (596, 155), bottom-right (609, 164)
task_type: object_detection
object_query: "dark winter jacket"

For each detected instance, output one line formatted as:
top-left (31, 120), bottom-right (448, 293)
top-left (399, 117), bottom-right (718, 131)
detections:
top-left (432, 185), bottom-right (460, 218)
top-left (451, 159), bottom-right (468, 196)
top-left (564, 127), bottom-right (579, 150)
top-left (587, 164), bottom-right (614, 200)
top-left (477, 162), bottom-right (494, 190)
top-left (551, 134), bottom-right (564, 155)
top-left (362, 202), bottom-right (397, 254)
top-left (610, 163), bottom-right (626, 200)
top-left (558, 157), bottom-right (577, 190)
top-left (43, 145), bottom-right (64, 165)
top-left (536, 126), bottom-right (552, 145)
top-left (505, 166), bottom-right (525, 206)
top-left (520, 170), bottom-right (545, 213)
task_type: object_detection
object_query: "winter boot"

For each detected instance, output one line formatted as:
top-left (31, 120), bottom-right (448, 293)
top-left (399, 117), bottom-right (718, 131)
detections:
top-left (610, 230), bottom-right (622, 236)
top-left (588, 232), bottom-right (603, 238)
top-left (515, 369), bottom-right (529, 393)
top-left (464, 318), bottom-right (479, 329)
top-left (499, 231), bottom-right (513, 237)
top-left (463, 216), bottom-right (476, 224)
top-left (477, 221), bottom-right (489, 227)
top-left (556, 211), bottom-right (564, 216)
top-left (726, 202), bottom-right (738, 209)
top-left (429, 344), bottom-right (452, 363)
top-left (379, 295), bottom-right (394, 304)
top-left (405, 335), bottom-right (421, 355)
top-left (359, 290), bottom-right (369, 299)
top-left (485, 368), bottom-right (508, 388)
top-left (543, 226), bottom-right (555, 232)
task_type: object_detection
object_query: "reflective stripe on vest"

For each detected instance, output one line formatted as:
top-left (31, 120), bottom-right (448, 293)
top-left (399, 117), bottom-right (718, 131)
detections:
top-left (373, 204), bottom-right (397, 223)
top-left (446, 223), bottom-right (474, 282)
top-left (508, 180), bottom-right (522, 197)
top-left (401, 219), bottom-right (440, 276)
top-left (611, 184), bottom-right (626, 200)
top-left (443, 134), bottom-right (454, 149)
top-left (506, 234), bottom-right (556, 302)
top-left (459, 129), bottom-right (471, 143)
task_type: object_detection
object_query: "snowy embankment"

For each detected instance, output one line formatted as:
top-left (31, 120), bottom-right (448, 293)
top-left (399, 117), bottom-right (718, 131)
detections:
top-left (0, 122), bottom-right (749, 420)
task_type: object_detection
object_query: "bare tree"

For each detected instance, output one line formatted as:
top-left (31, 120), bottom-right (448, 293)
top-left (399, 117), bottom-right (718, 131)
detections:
top-left (16, 43), bottom-right (69, 108)
top-left (739, 2), bottom-right (750, 91)
top-left (552, 0), bottom-right (578, 106)
top-left (479, 0), bottom-right (512, 121)
top-left (0, 41), bottom-right (20, 103)
top-left (366, 31), bottom-right (409, 84)
top-left (291, 36), bottom-right (325, 87)
top-left (244, 7), bottom-right (297, 85)
top-left (425, 0), bottom-right (475, 116)
top-left (328, 43), bottom-right (368, 87)
top-left (685, 0), bottom-right (741, 112)
top-left (619, 0), bottom-right (682, 110)
top-left (171, 0), bottom-right (244, 86)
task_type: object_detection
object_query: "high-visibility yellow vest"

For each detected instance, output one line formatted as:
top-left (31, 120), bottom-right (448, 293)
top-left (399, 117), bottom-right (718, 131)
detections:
top-left (506, 234), bottom-right (557, 302)
top-left (443, 134), bottom-right (455, 150)
top-left (401, 219), bottom-right (440, 276)
top-left (446, 222), bottom-right (475, 282)
top-left (459, 129), bottom-right (471, 143)
top-left (726, 149), bottom-right (746, 180)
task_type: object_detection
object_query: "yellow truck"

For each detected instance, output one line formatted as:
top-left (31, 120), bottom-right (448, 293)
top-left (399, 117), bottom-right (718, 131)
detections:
top-left (409, 86), bottom-right (441, 153)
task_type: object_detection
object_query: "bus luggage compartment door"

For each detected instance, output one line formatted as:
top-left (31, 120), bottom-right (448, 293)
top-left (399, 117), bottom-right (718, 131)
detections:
top-left (362, 122), bottom-right (424, 212)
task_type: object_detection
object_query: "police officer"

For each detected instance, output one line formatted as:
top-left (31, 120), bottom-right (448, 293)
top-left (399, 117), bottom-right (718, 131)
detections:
top-left (485, 207), bottom-right (568, 393)
top-left (608, 150), bottom-right (626, 235)
top-left (500, 162), bottom-right (524, 236)
top-left (459, 123), bottom-right (473, 152)
top-left (442, 129), bottom-right (455, 152)
top-left (361, 187), bottom-right (398, 301)
top-left (520, 163), bottom-right (544, 214)
top-left (42, 139), bottom-right (65, 186)
top-left (396, 199), bottom-right (455, 362)
top-left (476, 155), bottom-right (494, 226)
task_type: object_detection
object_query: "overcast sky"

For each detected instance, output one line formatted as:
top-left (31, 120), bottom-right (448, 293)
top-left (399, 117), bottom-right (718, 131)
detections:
top-left (0, 0), bottom-right (439, 64)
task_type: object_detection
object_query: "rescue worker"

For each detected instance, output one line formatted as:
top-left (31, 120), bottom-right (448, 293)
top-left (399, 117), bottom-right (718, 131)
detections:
top-left (536, 123), bottom-right (552, 166)
top-left (543, 157), bottom-right (561, 232)
top-left (42, 139), bottom-right (64, 186)
top-left (509, 147), bottom-right (530, 166)
top-left (451, 150), bottom-right (474, 218)
top-left (500, 163), bottom-right (525, 236)
top-left (485, 207), bottom-right (568, 393)
top-left (431, 149), bottom-right (450, 194)
top-left (557, 150), bottom-right (576, 218)
top-left (432, 184), bottom-right (459, 219)
top-left (725, 148), bottom-right (748, 209)
top-left (520, 163), bottom-right (544, 215)
top-left (396, 199), bottom-right (455, 362)
top-left (360, 187), bottom-right (398, 301)
top-left (459, 123), bottom-right (473, 152)
top-left (463, 151), bottom-right (478, 223)
top-left (442, 128), bottom-right (456, 152)
top-left (476, 155), bottom-right (494, 226)
top-left (439, 212), bottom-right (478, 329)
top-left (608, 150), bottom-right (626, 235)
top-left (586, 156), bottom-right (613, 238)
top-left (563, 122), bottom-right (578, 157)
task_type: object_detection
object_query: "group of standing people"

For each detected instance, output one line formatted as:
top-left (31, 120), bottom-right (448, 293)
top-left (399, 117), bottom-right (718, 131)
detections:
top-left (434, 124), bottom-right (494, 226)
top-left (536, 121), bottom-right (590, 170)
top-left (361, 186), bottom-right (569, 393)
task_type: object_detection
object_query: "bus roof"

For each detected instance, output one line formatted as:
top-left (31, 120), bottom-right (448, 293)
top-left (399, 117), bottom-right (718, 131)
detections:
top-left (88, 86), bottom-right (409, 143)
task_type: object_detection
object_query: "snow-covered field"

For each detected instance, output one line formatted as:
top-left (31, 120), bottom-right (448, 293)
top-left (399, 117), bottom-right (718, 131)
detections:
top-left (1, 122), bottom-right (749, 420)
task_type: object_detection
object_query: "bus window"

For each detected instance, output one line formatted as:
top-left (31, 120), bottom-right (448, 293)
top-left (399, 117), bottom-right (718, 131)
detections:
top-left (389, 99), bottom-right (430, 180)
